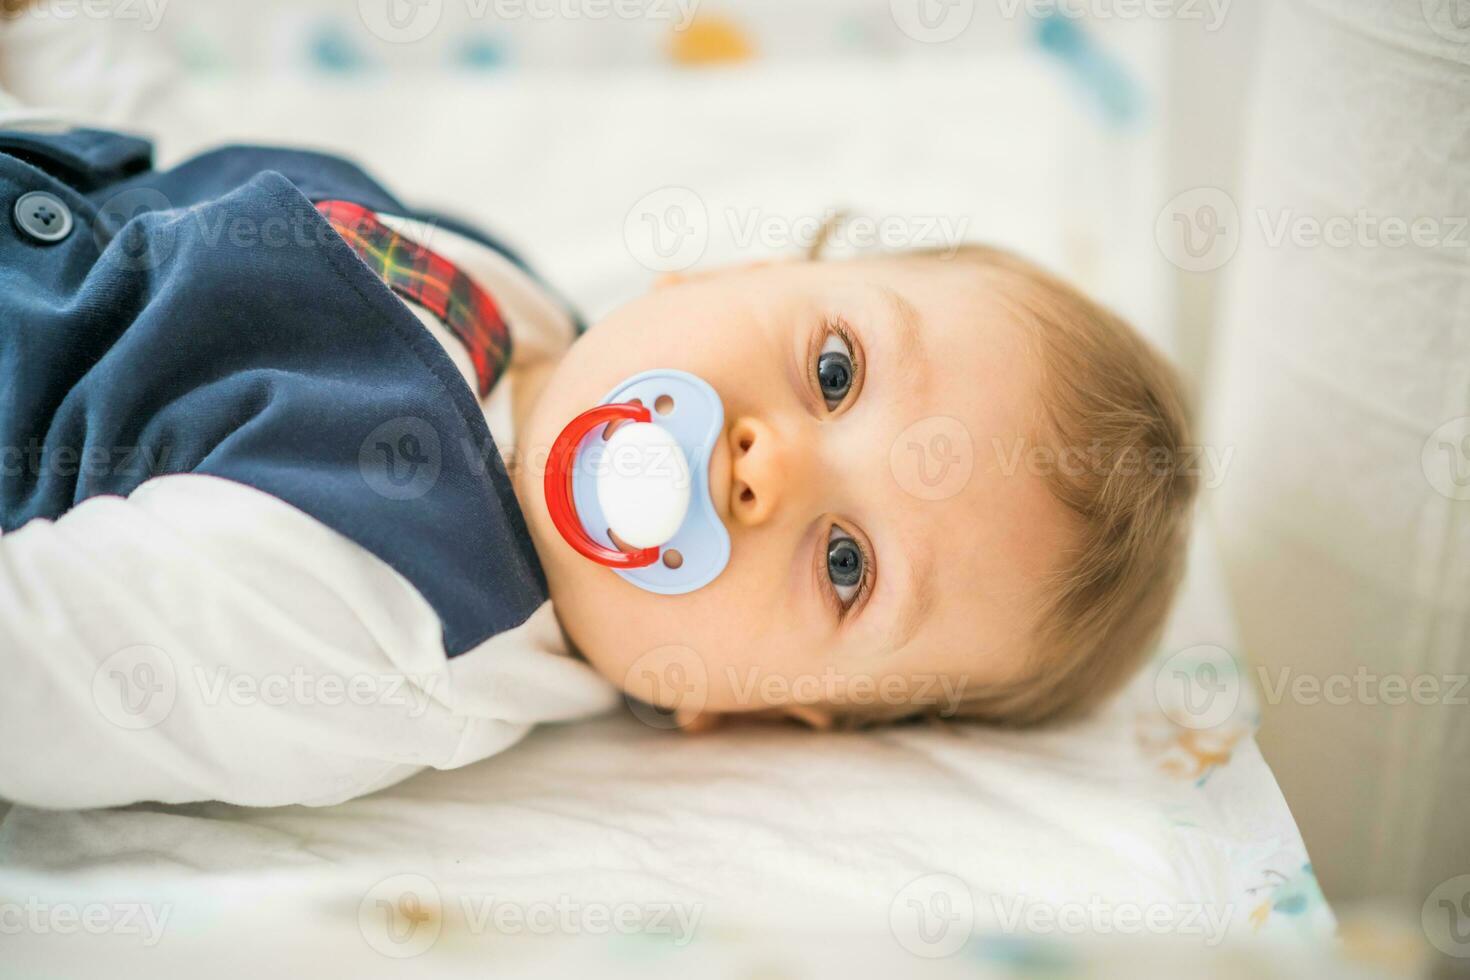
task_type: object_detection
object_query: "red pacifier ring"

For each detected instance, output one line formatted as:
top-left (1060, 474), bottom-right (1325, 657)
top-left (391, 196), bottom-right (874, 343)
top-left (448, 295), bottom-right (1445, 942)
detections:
top-left (544, 402), bottom-right (660, 569)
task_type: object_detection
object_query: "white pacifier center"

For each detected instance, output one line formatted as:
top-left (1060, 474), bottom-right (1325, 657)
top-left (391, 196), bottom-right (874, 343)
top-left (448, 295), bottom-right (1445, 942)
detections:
top-left (596, 422), bottom-right (692, 549)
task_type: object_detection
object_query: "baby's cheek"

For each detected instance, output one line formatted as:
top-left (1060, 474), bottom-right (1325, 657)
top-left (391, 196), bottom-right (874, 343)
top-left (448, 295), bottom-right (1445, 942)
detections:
top-left (556, 578), bottom-right (708, 706)
top-left (548, 504), bottom-right (794, 712)
top-left (619, 594), bottom-right (770, 712)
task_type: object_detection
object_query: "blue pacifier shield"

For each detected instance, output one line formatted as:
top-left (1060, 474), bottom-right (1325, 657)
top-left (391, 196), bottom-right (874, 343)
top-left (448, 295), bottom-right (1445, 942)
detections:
top-left (570, 370), bottom-right (731, 594)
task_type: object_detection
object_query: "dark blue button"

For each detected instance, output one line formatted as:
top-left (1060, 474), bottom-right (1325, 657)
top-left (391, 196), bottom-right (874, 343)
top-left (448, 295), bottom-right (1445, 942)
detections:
top-left (13, 191), bottom-right (73, 244)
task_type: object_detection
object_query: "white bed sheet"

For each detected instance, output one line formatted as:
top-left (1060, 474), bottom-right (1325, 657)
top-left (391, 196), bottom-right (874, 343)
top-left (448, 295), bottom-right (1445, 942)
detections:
top-left (0, 28), bottom-right (1333, 963)
top-left (0, 528), bottom-right (1332, 967)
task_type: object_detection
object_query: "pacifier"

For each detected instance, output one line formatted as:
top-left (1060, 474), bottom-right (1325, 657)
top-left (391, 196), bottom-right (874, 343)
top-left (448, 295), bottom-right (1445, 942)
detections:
top-left (544, 369), bottom-right (731, 595)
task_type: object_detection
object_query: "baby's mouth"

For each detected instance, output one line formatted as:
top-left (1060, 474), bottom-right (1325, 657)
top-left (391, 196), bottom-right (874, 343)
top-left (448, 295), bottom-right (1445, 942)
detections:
top-left (544, 369), bottom-right (733, 594)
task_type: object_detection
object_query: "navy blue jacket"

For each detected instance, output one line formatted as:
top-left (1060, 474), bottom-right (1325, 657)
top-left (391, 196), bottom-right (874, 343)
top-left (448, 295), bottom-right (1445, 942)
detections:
top-left (0, 128), bottom-right (546, 656)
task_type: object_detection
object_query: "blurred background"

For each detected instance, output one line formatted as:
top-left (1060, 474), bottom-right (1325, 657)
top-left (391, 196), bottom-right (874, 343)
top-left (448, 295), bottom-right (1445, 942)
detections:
top-left (1, 0), bottom-right (1466, 972)
top-left (0, 0), bottom-right (1240, 360)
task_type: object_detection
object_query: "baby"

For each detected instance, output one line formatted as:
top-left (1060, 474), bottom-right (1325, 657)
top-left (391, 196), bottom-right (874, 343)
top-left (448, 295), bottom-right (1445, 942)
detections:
top-left (0, 123), bottom-right (1195, 808)
top-left (529, 245), bottom-right (1197, 732)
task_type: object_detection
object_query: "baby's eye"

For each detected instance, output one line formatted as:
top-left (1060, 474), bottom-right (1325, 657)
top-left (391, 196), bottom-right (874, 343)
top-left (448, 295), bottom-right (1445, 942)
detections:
top-left (816, 331), bottom-right (854, 410)
top-left (826, 525), bottom-right (864, 607)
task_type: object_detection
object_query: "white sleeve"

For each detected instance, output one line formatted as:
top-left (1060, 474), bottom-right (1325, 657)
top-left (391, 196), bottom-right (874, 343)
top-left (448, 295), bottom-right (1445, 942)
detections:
top-left (0, 474), bottom-right (616, 810)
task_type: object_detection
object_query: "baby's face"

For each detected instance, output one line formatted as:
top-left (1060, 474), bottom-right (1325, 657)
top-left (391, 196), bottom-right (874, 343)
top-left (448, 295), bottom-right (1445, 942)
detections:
top-left (514, 256), bottom-right (1075, 726)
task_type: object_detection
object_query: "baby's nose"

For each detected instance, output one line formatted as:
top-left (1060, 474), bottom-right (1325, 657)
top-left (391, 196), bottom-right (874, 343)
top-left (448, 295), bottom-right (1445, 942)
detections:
top-left (728, 416), bottom-right (786, 527)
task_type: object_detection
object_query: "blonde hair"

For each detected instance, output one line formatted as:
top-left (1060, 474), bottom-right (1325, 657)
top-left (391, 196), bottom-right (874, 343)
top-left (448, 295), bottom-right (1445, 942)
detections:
top-left (834, 243), bottom-right (1198, 728)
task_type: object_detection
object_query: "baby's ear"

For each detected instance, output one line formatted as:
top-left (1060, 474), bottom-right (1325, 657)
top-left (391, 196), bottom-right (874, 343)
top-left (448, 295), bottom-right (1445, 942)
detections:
top-left (672, 702), bottom-right (722, 734)
top-left (784, 703), bottom-right (835, 731)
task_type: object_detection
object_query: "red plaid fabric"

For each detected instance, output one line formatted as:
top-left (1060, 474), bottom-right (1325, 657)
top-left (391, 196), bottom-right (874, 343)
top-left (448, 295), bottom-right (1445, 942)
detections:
top-left (316, 200), bottom-right (510, 397)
